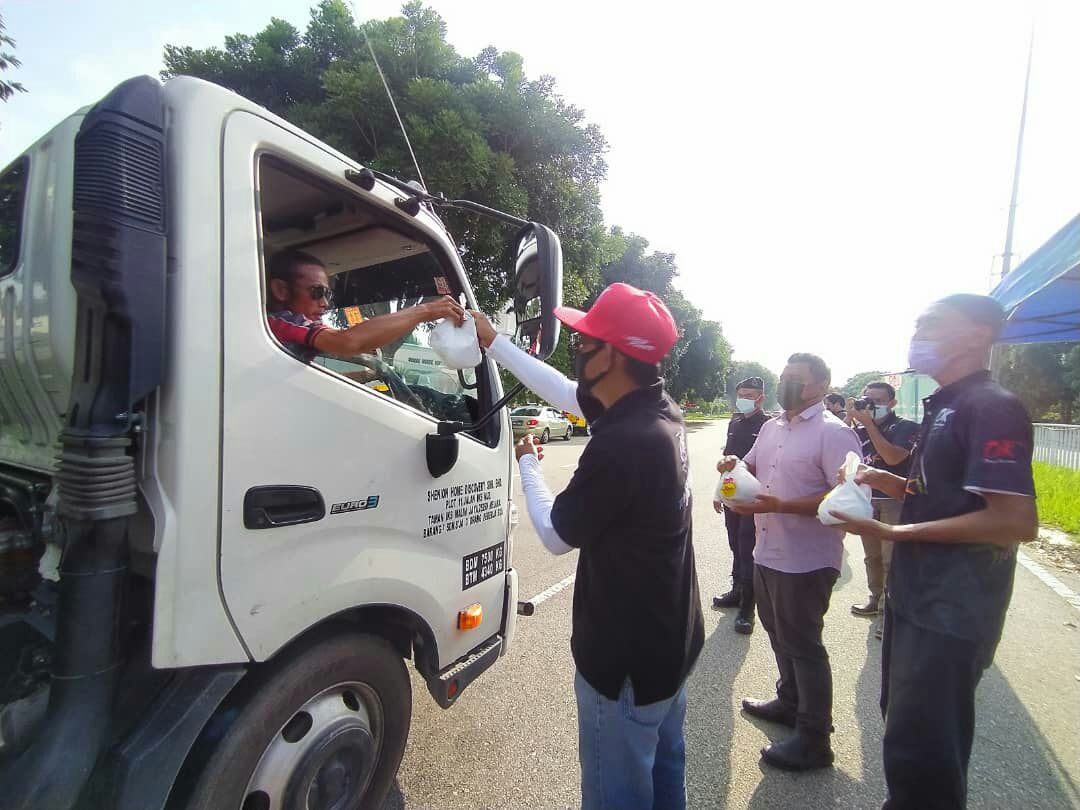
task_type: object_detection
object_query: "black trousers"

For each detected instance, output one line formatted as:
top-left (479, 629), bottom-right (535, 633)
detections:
top-left (754, 564), bottom-right (838, 736)
top-left (880, 605), bottom-right (994, 810)
top-left (723, 508), bottom-right (757, 584)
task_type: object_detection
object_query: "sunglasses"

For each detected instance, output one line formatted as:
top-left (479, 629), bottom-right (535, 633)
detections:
top-left (303, 284), bottom-right (334, 305)
top-left (569, 333), bottom-right (604, 355)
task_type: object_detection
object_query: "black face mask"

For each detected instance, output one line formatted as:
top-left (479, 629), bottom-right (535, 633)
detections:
top-left (777, 379), bottom-right (807, 411)
top-left (574, 345), bottom-right (610, 396)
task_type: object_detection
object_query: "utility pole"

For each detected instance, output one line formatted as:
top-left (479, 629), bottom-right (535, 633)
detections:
top-left (999, 28), bottom-right (1035, 284)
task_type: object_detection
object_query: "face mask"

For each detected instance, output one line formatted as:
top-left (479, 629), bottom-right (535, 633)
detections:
top-left (735, 397), bottom-right (758, 414)
top-left (873, 405), bottom-right (891, 422)
top-left (777, 379), bottom-right (806, 411)
top-left (908, 339), bottom-right (949, 378)
top-left (574, 346), bottom-right (610, 396)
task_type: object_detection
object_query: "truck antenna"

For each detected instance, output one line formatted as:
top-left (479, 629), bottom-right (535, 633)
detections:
top-left (354, 4), bottom-right (428, 190)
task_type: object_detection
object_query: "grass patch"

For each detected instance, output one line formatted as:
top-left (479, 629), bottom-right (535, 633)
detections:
top-left (1033, 462), bottom-right (1080, 541)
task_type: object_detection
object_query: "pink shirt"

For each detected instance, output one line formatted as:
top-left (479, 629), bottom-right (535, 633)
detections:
top-left (744, 403), bottom-right (862, 573)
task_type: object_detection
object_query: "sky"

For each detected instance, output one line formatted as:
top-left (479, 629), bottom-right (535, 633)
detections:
top-left (2, 0), bottom-right (1078, 383)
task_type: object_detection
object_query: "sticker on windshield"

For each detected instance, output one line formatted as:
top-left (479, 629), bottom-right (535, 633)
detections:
top-left (434, 276), bottom-right (451, 295)
top-left (462, 542), bottom-right (505, 590)
top-left (343, 306), bottom-right (364, 326)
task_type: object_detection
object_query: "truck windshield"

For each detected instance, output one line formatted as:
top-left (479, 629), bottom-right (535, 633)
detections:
top-left (258, 156), bottom-right (483, 427)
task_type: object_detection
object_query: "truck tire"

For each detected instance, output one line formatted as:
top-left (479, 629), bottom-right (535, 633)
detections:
top-left (177, 632), bottom-right (411, 810)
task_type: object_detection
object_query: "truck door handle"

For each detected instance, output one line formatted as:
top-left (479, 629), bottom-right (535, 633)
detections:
top-left (244, 486), bottom-right (325, 529)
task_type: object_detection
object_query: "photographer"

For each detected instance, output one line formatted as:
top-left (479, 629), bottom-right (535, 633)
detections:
top-left (845, 383), bottom-right (918, 622)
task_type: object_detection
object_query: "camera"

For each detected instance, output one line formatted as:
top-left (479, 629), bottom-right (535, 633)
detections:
top-left (853, 397), bottom-right (876, 411)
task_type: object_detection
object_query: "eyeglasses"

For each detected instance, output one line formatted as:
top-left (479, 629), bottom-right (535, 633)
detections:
top-left (304, 284), bottom-right (334, 305)
top-left (569, 333), bottom-right (603, 355)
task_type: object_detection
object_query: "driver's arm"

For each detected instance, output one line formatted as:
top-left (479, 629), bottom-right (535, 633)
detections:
top-left (472, 313), bottom-right (580, 416)
top-left (312, 297), bottom-right (464, 357)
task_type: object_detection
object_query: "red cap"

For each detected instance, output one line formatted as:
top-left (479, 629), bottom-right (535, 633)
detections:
top-left (554, 283), bottom-right (679, 364)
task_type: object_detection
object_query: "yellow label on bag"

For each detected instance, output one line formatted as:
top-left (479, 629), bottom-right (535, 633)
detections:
top-left (721, 478), bottom-right (737, 498)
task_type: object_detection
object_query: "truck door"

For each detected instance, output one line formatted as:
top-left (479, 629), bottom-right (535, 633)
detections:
top-left (218, 111), bottom-right (511, 666)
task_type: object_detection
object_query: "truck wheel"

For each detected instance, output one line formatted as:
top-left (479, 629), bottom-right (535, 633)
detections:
top-left (540, 428), bottom-right (550, 443)
top-left (178, 633), bottom-right (411, 810)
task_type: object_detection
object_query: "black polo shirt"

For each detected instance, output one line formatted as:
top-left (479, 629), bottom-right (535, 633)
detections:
top-left (891, 370), bottom-right (1035, 644)
top-left (550, 382), bottom-right (705, 705)
top-left (855, 411), bottom-right (919, 498)
top-left (724, 409), bottom-right (768, 459)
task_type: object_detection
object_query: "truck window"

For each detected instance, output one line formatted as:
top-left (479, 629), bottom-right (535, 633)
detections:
top-left (257, 156), bottom-right (483, 427)
top-left (0, 158), bottom-right (28, 277)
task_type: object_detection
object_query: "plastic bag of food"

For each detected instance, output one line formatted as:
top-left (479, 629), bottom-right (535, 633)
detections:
top-left (818, 451), bottom-right (873, 526)
top-left (714, 460), bottom-right (763, 507)
top-left (428, 311), bottom-right (481, 370)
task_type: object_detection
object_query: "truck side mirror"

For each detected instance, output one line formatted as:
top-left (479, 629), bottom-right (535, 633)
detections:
top-left (513, 224), bottom-right (562, 360)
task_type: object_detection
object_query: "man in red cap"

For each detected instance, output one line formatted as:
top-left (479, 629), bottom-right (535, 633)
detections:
top-left (473, 283), bottom-right (704, 810)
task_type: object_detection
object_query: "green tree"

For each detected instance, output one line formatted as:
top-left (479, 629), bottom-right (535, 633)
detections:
top-left (997, 342), bottom-right (1080, 423)
top-left (162, 0), bottom-right (609, 313)
top-left (0, 14), bottom-right (26, 104)
top-left (727, 360), bottom-right (779, 411)
top-left (839, 370), bottom-right (889, 399)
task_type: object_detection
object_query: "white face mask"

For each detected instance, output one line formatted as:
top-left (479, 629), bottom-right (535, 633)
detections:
top-left (735, 397), bottom-right (758, 414)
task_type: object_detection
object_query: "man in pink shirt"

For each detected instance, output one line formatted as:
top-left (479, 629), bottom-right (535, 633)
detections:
top-left (717, 352), bottom-right (860, 771)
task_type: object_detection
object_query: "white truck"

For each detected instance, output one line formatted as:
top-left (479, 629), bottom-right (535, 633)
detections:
top-left (0, 74), bottom-right (562, 810)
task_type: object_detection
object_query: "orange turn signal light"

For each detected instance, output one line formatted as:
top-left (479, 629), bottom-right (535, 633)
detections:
top-left (458, 603), bottom-right (483, 630)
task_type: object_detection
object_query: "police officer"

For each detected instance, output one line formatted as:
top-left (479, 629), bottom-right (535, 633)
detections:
top-left (712, 376), bottom-right (768, 634)
top-left (830, 294), bottom-right (1037, 810)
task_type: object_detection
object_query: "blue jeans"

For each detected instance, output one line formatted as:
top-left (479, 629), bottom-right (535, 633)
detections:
top-left (574, 671), bottom-right (688, 810)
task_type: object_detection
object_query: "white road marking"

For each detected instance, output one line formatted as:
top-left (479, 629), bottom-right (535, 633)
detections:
top-left (1017, 550), bottom-right (1080, 614)
top-left (523, 573), bottom-right (576, 608)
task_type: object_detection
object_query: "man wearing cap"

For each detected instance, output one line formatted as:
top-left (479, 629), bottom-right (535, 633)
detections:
top-left (472, 283), bottom-right (704, 810)
top-left (716, 353), bottom-right (861, 771)
top-left (712, 376), bottom-right (768, 635)
top-left (831, 294), bottom-right (1037, 809)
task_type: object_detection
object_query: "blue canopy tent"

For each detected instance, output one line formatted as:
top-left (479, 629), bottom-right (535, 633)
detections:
top-left (991, 214), bottom-right (1080, 344)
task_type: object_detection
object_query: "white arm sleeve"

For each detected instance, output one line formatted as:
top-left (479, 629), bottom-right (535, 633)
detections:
top-left (516, 454), bottom-right (573, 555)
top-left (486, 335), bottom-right (581, 415)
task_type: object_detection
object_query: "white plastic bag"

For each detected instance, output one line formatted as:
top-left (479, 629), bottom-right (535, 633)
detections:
top-left (428, 311), bottom-right (482, 370)
top-left (817, 451), bottom-right (873, 526)
top-left (714, 460), bottom-right (763, 506)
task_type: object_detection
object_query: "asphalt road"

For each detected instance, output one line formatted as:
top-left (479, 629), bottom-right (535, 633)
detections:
top-left (388, 421), bottom-right (1080, 810)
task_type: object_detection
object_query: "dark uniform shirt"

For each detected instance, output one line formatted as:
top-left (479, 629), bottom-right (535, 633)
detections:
top-left (724, 409), bottom-right (768, 459)
top-left (855, 411), bottom-right (919, 498)
top-left (892, 371), bottom-right (1035, 645)
top-left (550, 382), bottom-right (705, 705)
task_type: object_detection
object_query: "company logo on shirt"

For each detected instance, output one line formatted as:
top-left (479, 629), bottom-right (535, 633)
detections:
top-left (982, 439), bottom-right (1021, 463)
top-left (932, 407), bottom-right (955, 430)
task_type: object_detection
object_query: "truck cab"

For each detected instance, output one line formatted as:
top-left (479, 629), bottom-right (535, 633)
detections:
top-left (0, 74), bottom-right (561, 810)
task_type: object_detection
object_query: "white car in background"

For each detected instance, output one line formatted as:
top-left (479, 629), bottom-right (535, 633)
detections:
top-left (511, 405), bottom-right (573, 442)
